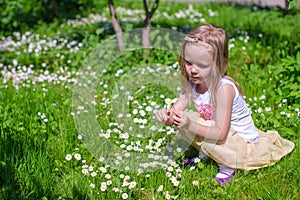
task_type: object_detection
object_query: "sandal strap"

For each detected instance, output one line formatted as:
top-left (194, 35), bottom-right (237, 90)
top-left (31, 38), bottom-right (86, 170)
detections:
top-left (217, 171), bottom-right (235, 177)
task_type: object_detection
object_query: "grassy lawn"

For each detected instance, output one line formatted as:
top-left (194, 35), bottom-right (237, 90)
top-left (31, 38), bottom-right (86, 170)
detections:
top-left (0, 1), bottom-right (299, 199)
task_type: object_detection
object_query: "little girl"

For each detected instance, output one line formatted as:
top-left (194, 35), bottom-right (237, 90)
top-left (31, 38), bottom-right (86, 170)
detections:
top-left (155, 24), bottom-right (295, 185)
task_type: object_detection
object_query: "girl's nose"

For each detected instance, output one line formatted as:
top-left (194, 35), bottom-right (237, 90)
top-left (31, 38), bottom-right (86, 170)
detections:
top-left (191, 66), bottom-right (198, 74)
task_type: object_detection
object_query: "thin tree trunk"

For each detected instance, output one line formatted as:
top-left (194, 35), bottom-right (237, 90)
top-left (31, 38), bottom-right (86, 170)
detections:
top-left (142, 25), bottom-right (150, 50)
top-left (142, 0), bottom-right (159, 50)
top-left (285, 0), bottom-right (289, 14)
top-left (53, 0), bottom-right (59, 18)
top-left (108, 0), bottom-right (124, 51)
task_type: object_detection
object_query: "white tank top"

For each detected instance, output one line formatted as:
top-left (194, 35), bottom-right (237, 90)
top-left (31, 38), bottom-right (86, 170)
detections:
top-left (190, 78), bottom-right (259, 143)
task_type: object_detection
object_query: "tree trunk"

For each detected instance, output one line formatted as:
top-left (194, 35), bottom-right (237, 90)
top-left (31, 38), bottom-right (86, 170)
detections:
top-left (53, 0), bottom-right (59, 18)
top-left (142, 0), bottom-right (159, 51)
top-left (108, 0), bottom-right (124, 51)
top-left (285, 0), bottom-right (290, 14)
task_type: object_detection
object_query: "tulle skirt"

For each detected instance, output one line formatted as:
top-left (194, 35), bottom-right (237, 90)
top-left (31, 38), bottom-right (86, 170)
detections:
top-left (179, 111), bottom-right (295, 170)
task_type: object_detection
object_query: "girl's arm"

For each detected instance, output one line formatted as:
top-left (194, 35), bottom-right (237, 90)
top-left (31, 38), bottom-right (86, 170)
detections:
top-left (173, 84), bottom-right (235, 144)
top-left (170, 89), bottom-right (190, 112)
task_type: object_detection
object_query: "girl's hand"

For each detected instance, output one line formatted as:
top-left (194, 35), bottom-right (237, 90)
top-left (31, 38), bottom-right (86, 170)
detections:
top-left (172, 110), bottom-right (190, 129)
top-left (155, 108), bottom-right (174, 126)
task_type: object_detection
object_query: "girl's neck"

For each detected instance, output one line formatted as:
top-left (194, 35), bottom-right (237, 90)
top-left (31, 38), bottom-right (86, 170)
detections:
top-left (196, 83), bottom-right (209, 94)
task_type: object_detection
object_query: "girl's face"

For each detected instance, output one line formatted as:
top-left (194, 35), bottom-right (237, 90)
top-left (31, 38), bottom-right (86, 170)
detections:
top-left (184, 44), bottom-right (214, 85)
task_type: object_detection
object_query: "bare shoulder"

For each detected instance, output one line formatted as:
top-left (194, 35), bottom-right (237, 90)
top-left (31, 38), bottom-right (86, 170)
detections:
top-left (216, 84), bottom-right (235, 101)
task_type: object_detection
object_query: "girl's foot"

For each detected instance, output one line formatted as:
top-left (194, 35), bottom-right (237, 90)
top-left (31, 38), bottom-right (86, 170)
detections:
top-left (214, 170), bottom-right (236, 186)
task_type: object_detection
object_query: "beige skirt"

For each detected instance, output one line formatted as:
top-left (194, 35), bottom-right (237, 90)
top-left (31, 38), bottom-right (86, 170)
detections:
top-left (179, 111), bottom-right (295, 170)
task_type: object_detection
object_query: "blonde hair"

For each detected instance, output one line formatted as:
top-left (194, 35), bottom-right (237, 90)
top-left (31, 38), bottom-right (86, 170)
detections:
top-left (179, 24), bottom-right (242, 107)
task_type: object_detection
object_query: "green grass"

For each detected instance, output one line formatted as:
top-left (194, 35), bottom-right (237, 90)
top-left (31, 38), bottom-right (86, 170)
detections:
top-left (1, 1), bottom-right (299, 199)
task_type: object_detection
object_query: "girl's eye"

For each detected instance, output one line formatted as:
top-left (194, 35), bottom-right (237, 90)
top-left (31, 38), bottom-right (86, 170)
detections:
top-left (199, 65), bottom-right (210, 69)
top-left (185, 60), bottom-right (192, 65)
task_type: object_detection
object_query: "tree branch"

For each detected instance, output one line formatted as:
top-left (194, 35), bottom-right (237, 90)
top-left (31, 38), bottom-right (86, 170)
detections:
top-left (149, 0), bottom-right (159, 18)
top-left (143, 0), bottom-right (159, 27)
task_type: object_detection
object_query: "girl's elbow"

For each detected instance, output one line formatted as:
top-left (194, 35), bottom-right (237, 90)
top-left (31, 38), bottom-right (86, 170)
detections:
top-left (216, 138), bottom-right (226, 145)
top-left (216, 133), bottom-right (228, 145)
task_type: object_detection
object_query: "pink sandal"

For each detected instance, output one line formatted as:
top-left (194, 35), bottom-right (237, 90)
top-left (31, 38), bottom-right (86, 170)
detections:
top-left (214, 170), bottom-right (236, 186)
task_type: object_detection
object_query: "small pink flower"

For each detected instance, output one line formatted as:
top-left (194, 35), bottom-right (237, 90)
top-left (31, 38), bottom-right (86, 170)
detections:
top-left (196, 104), bottom-right (214, 120)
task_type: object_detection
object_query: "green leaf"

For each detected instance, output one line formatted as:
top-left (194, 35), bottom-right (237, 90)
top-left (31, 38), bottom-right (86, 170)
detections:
top-left (95, 28), bottom-right (104, 35)
top-left (273, 120), bottom-right (280, 128)
top-left (197, 162), bottom-right (204, 169)
top-left (124, 23), bottom-right (133, 31)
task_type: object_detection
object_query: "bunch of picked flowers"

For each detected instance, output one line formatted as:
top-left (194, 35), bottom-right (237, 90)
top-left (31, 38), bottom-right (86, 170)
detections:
top-left (165, 98), bottom-right (173, 111)
top-left (164, 98), bottom-right (174, 126)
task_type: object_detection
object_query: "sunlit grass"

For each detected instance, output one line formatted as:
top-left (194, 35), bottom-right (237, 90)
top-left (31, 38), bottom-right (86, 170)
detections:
top-left (1, 2), bottom-right (299, 200)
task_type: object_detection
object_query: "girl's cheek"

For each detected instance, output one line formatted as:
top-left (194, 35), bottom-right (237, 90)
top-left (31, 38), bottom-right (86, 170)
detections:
top-left (184, 67), bottom-right (188, 73)
top-left (185, 65), bottom-right (190, 73)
